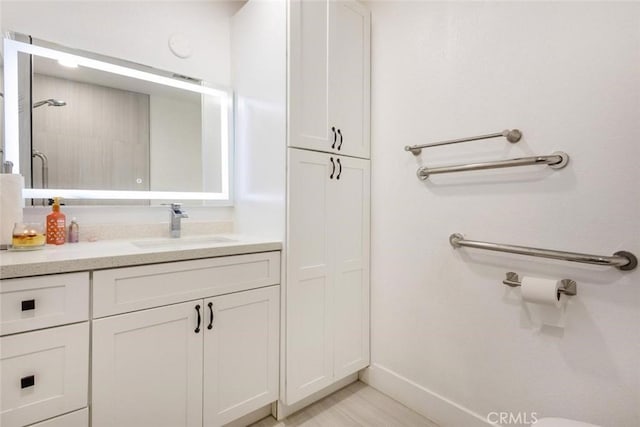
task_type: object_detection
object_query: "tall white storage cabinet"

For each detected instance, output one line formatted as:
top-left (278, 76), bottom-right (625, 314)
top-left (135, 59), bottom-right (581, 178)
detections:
top-left (285, 0), bottom-right (371, 405)
top-left (231, 0), bottom-right (370, 409)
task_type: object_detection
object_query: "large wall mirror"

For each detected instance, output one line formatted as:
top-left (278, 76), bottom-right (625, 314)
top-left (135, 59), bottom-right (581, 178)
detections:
top-left (3, 35), bottom-right (232, 204)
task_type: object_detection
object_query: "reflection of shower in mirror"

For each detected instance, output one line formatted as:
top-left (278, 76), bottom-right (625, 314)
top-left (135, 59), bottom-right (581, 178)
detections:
top-left (33, 98), bottom-right (67, 108)
top-left (31, 98), bottom-right (64, 204)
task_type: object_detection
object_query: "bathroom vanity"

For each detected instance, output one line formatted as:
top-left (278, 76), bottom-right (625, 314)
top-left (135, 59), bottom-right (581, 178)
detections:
top-left (0, 238), bottom-right (281, 427)
top-left (1, 0), bottom-right (372, 423)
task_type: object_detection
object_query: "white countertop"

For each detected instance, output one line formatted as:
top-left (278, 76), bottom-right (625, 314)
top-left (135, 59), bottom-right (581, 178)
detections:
top-left (0, 235), bottom-right (282, 279)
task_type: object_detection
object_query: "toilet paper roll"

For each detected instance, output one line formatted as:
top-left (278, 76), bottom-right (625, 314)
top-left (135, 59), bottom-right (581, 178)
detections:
top-left (520, 276), bottom-right (568, 328)
top-left (521, 276), bottom-right (562, 307)
top-left (0, 174), bottom-right (25, 248)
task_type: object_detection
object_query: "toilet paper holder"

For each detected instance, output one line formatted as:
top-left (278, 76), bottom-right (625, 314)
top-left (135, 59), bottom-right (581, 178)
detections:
top-left (503, 272), bottom-right (577, 296)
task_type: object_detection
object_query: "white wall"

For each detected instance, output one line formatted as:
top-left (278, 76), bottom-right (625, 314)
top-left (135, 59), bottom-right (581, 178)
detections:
top-left (231, 0), bottom-right (286, 239)
top-left (1, 1), bottom-right (241, 84)
top-left (366, 2), bottom-right (640, 427)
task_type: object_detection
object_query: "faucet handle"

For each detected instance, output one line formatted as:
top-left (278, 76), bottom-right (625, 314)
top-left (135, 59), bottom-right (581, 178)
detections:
top-left (162, 202), bottom-right (183, 211)
top-left (162, 203), bottom-right (188, 220)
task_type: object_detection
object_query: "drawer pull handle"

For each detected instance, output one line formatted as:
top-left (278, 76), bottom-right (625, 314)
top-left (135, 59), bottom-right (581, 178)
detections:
top-left (207, 302), bottom-right (214, 330)
top-left (21, 299), bottom-right (36, 311)
top-left (194, 305), bottom-right (201, 334)
top-left (21, 375), bottom-right (35, 389)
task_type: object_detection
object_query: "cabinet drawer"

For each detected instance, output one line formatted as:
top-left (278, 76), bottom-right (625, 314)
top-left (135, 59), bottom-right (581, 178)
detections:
top-left (30, 408), bottom-right (88, 427)
top-left (0, 323), bottom-right (89, 427)
top-left (0, 272), bottom-right (89, 336)
top-left (93, 251), bottom-right (280, 318)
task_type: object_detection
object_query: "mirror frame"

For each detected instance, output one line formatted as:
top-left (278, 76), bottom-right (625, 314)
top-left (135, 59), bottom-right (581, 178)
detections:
top-left (3, 37), bottom-right (233, 202)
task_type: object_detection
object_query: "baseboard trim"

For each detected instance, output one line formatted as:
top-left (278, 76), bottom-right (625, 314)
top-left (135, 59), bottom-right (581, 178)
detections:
top-left (360, 364), bottom-right (495, 427)
top-left (223, 404), bottom-right (272, 427)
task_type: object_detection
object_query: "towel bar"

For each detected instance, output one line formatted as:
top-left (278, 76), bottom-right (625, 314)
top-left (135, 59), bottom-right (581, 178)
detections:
top-left (405, 129), bottom-right (522, 156)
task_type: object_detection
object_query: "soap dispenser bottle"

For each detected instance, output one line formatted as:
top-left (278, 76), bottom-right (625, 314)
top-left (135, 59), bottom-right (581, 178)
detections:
top-left (68, 217), bottom-right (79, 243)
top-left (46, 197), bottom-right (66, 245)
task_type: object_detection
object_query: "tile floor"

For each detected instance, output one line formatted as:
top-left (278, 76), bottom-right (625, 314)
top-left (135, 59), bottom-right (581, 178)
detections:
top-left (250, 381), bottom-right (438, 427)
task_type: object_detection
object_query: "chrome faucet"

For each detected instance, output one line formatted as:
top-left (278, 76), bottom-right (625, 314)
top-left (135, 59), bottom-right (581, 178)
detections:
top-left (166, 203), bottom-right (189, 238)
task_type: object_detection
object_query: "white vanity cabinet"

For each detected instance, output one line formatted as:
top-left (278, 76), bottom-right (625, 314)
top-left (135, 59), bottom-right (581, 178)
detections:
top-left (288, 0), bottom-right (371, 159)
top-left (286, 148), bottom-right (370, 403)
top-left (0, 273), bottom-right (90, 427)
top-left (91, 252), bottom-right (281, 427)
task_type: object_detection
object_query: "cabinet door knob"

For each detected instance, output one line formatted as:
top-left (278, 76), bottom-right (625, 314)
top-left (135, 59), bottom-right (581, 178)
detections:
top-left (331, 127), bottom-right (337, 149)
top-left (207, 302), bottom-right (214, 330)
top-left (21, 299), bottom-right (36, 311)
top-left (330, 157), bottom-right (335, 179)
top-left (336, 158), bottom-right (342, 180)
top-left (337, 129), bottom-right (343, 150)
top-left (21, 375), bottom-right (35, 389)
top-left (194, 304), bottom-right (201, 333)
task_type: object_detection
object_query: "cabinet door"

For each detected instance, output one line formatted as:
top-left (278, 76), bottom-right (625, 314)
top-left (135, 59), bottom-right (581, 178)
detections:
top-left (289, 0), bottom-right (370, 159)
top-left (286, 148), bottom-right (335, 403)
top-left (288, 0), bottom-right (332, 153)
top-left (203, 286), bottom-right (279, 426)
top-left (330, 155), bottom-right (370, 379)
top-left (92, 302), bottom-right (203, 427)
top-left (329, 0), bottom-right (370, 159)
top-left (0, 323), bottom-right (88, 427)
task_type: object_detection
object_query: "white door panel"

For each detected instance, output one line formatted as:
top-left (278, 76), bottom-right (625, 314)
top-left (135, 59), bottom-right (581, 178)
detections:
top-left (92, 302), bottom-right (203, 427)
top-left (286, 148), bottom-right (335, 403)
top-left (203, 286), bottom-right (279, 426)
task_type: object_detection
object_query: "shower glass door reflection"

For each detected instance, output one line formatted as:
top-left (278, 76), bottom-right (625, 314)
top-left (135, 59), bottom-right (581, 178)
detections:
top-left (31, 68), bottom-right (151, 196)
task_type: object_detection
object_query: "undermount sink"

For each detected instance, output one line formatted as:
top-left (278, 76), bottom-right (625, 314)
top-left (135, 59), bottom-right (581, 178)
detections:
top-left (132, 235), bottom-right (236, 249)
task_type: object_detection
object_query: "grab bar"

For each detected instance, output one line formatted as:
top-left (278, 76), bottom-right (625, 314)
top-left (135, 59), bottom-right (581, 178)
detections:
top-left (417, 151), bottom-right (569, 180)
top-left (405, 129), bottom-right (522, 156)
top-left (449, 233), bottom-right (638, 271)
